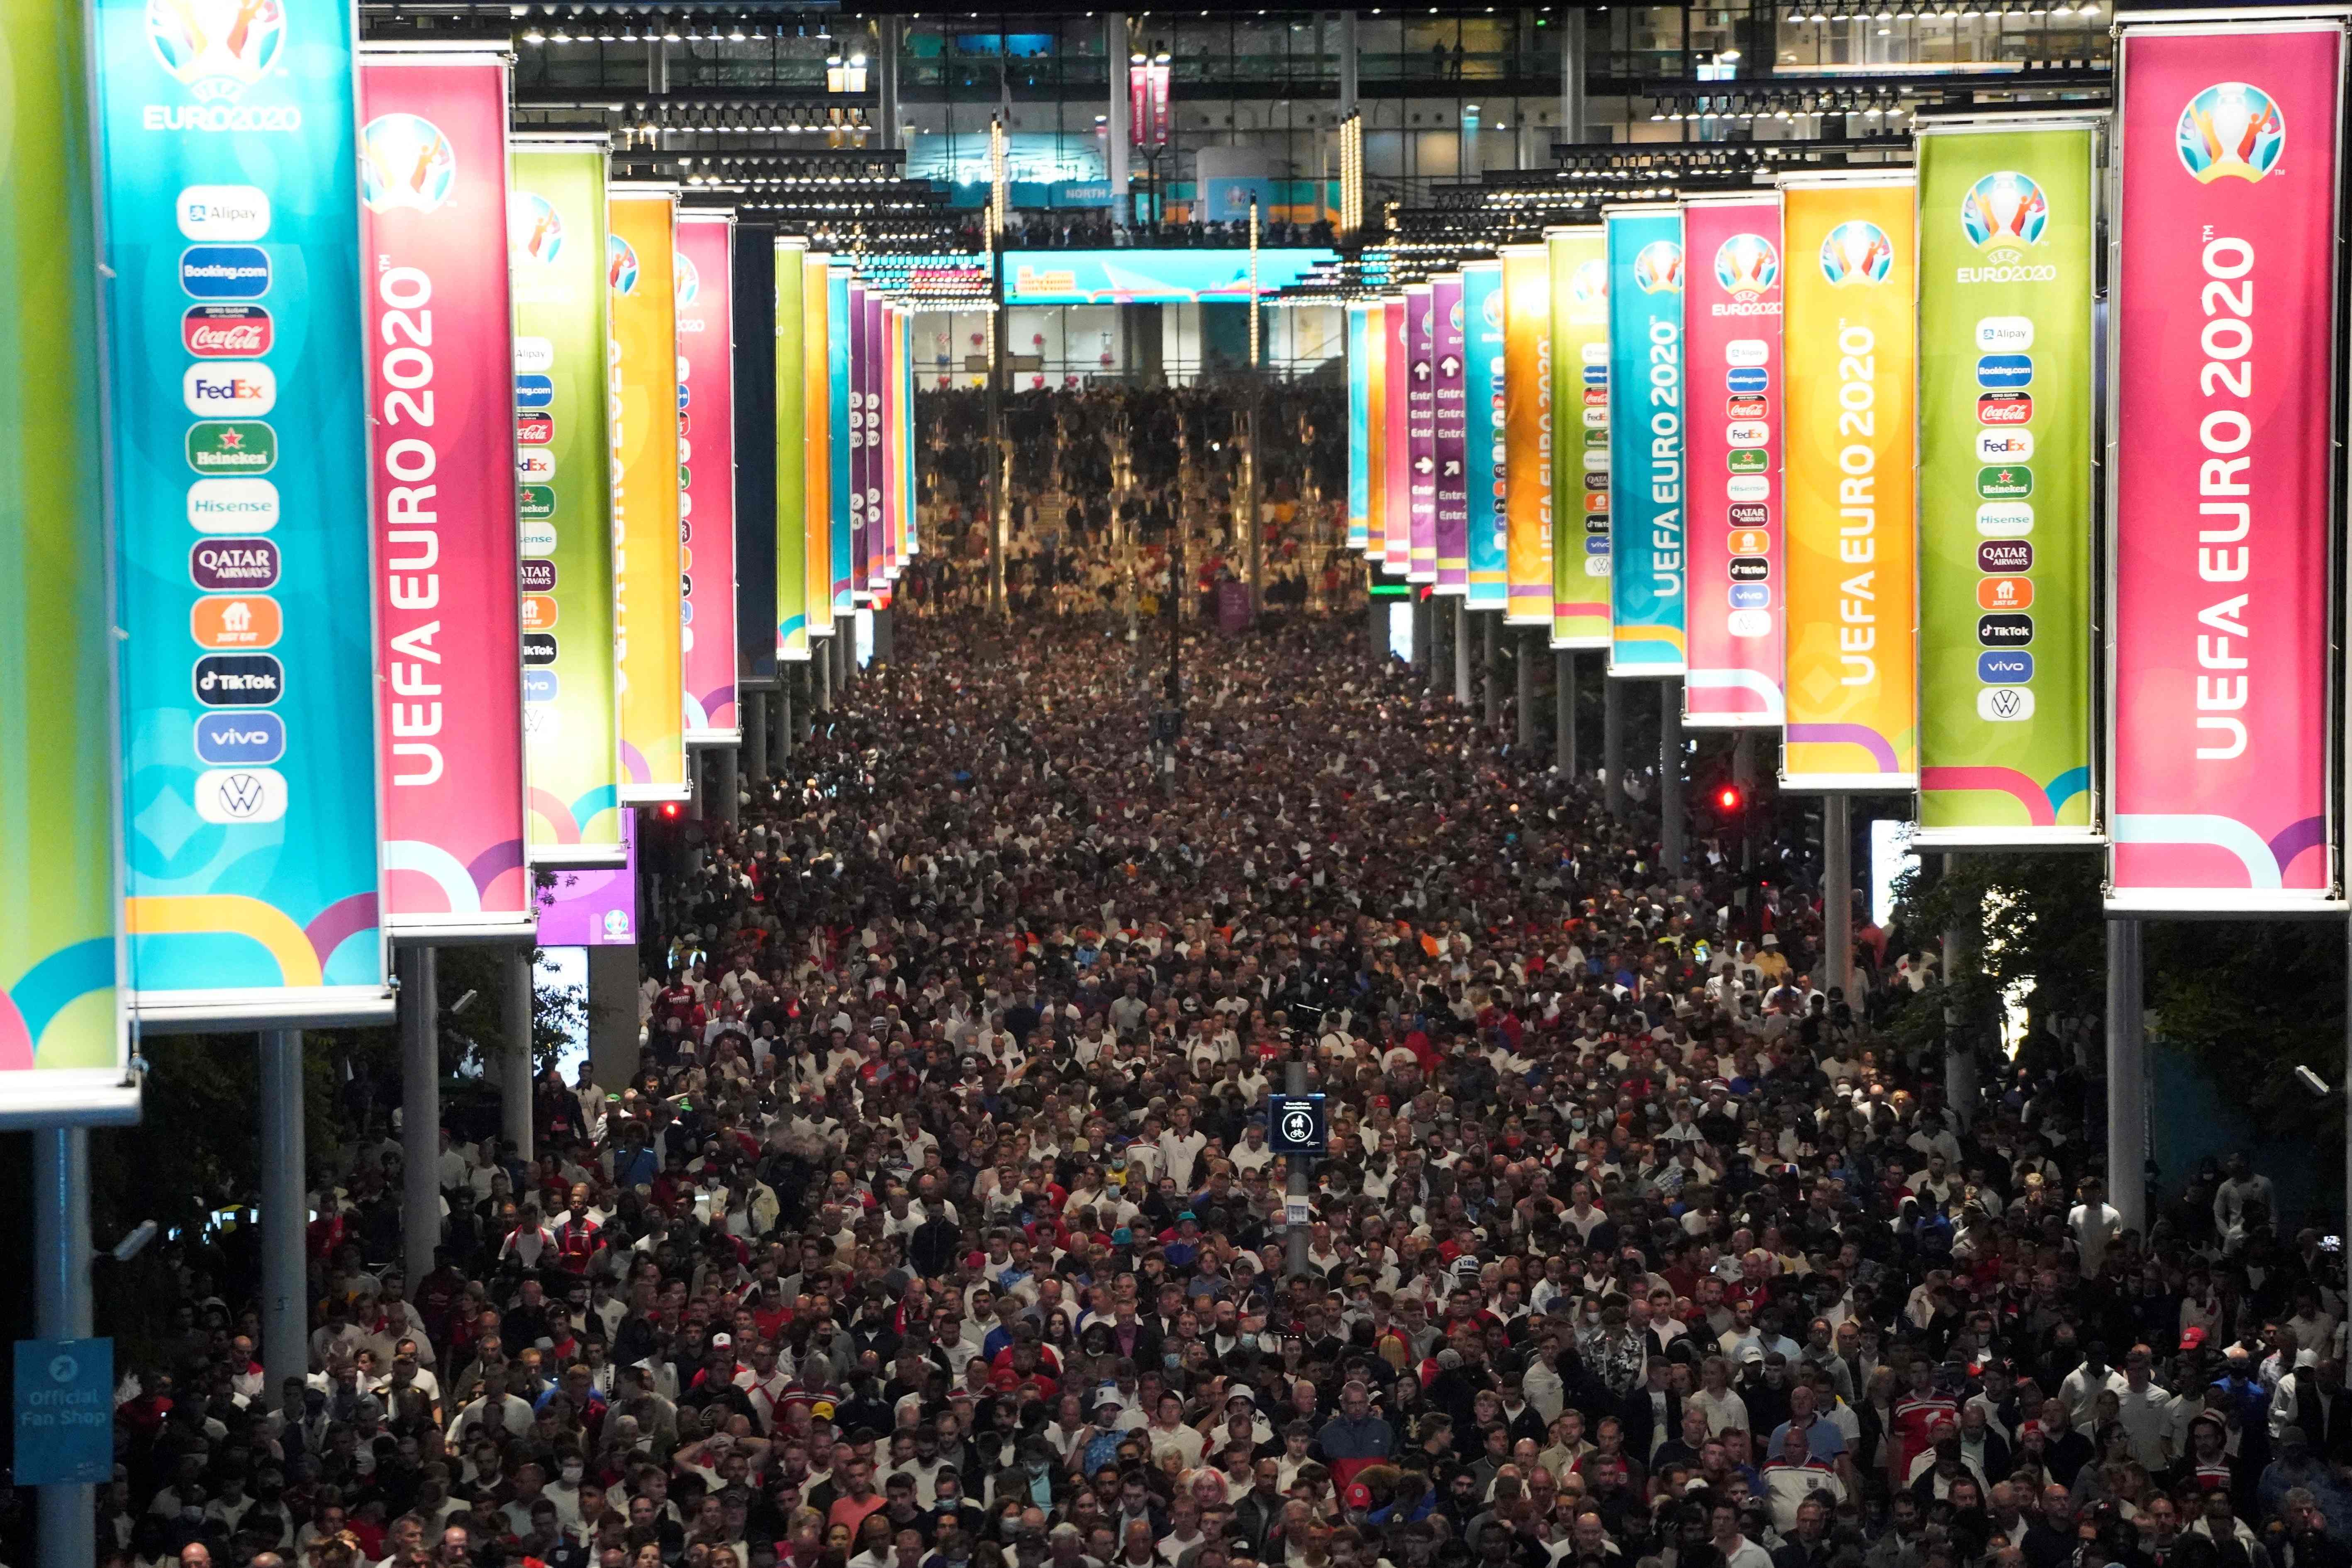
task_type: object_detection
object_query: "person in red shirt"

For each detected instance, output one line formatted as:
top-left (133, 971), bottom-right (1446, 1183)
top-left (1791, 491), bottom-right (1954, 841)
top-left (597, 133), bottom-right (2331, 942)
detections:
top-left (1886, 1354), bottom-right (1960, 1486)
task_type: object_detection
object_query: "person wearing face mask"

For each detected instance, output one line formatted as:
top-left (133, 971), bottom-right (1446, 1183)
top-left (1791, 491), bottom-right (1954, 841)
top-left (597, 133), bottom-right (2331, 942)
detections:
top-left (547, 1453), bottom-right (591, 1536)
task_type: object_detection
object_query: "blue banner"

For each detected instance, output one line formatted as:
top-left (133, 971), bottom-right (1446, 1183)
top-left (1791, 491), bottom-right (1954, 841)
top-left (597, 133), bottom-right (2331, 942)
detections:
top-left (827, 267), bottom-right (853, 614)
top-left (1345, 304), bottom-right (1370, 550)
top-left (1606, 207), bottom-right (1688, 677)
top-left (95, 0), bottom-right (389, 1025)
top-left (1463, 261), bottom-right (1507, 610)
top-left (14, 1338), bottom-right (112, 1485)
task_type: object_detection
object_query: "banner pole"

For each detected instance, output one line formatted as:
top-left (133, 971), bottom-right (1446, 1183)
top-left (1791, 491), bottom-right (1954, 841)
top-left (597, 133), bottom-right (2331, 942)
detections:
top-left (1823, 796), bottom-right (1852, 999)
top-left (1453, 600), bottom-right (1472, 706)
top-left (1517, 628), bottom-right (1537, 747)
top-left (1484, 614), bottom-right (1503, 729)
top-left (504, 950), bottom-right (535, 1163)
top-left (1556, 650), bottom-right (1576, 777)
top-left (258, 1032), bottom-right (307, 1399)
top-left (1603, 677), bottom-right (1626, 818)
top-left (399, 945), bottom-right (440, 1289)
top-left (1660, 679), bottom-right (1684, 875)
top-left (33, 1127), bottom-right (94, 1568)
top-left (2107, 917), bottom-right (2147, 1233)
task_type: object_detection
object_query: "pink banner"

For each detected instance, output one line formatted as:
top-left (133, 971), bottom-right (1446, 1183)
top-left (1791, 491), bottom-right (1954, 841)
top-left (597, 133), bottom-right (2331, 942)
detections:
top-left (2111, 22), bottom-right (2343, 911)
top-left (1382, 299), bottom-right (1410, 577)
top-left (1405, 284), bottom-right (1437, 582)
top-left (1681, 197), bottom-right (1786, 727)
top-left (359, 55), bottom-right (530, 936)
top-left (676, 214), bottom-right (738, 743)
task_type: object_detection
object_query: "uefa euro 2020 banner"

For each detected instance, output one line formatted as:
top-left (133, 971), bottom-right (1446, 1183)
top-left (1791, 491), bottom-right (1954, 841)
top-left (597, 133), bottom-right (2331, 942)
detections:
top-left (1346, 304), bottom-right (1371, 552)
top-left (1916, 120), bottom-right (2098, 847)
top-left (0, 0), bottom-right (132, 1119)
top-left (95, 0), bottom-right (391, 1026)
top-left (1382, 297), bottom-right (1411, 580)
top-left (676, 212), bottom-right (739, 744)
top-left (1680, 195), bottom-right (1786, 728)
top-left (1463, 261), bottom-right (1508, 612)
top-left (511, 137), bottom-right (623, 867)
top-left (802, 251), bottom-right (836, 642)
top-left (1779, 175), bottom-right (1918, 792)
top-left (1501, 246), bottom-right (1552, 628)
top-left (776, 236), bottom-right (810, 663)
top-left (1547, 229), bottom-right (1610, 650)
top-left (608, 186), bottom-right (687, 804)
top-left (1604, 206), bottom-right (1687, 677)
top-left (2108, 18), bottom-right (2346, 913)
top-left (358, 50), bottom-right (532, 939)
top-left (1361, 299), bottom-right (1389, 566)
top-left (1431, 271), bottom-right (1470, 595)
top-left (1405, 283), bottom-right (1438, 583)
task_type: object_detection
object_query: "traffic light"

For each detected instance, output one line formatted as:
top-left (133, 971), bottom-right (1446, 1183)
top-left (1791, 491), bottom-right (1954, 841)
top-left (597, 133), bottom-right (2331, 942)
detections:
top-left (1715, 783), bottom-right (1745, 817)
top-left (660, 801), bottom-right (682, 820)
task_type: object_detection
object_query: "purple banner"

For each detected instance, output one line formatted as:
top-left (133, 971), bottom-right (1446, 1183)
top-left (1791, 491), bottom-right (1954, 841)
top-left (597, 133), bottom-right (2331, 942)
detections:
top-left (1433, 273), bottom-right (1469, 592)
top-left (533, 810), bottom-right (638, 945)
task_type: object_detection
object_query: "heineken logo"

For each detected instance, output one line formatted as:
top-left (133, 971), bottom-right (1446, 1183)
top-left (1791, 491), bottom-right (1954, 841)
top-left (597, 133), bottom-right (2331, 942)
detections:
top-left (186, 421), bottom-right (276, 473)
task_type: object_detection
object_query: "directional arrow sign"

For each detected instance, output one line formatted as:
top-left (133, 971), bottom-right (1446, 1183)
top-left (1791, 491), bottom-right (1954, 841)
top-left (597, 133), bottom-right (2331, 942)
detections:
top-left (1439, 354), bottom-right (1461, 378)
top-left (1443, 460), bottom-right (1462, 477)
top-left (1415, 455), bottom-right (1434, 474)
top-left (1412, 360), bottom-right (1431, 381)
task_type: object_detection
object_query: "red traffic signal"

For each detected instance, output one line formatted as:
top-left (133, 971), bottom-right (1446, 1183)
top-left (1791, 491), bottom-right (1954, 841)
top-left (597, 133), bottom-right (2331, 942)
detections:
top-left (660, 801), bottom-right (682, 819)
top-left (1716, 784), bottom-right (1745, 814)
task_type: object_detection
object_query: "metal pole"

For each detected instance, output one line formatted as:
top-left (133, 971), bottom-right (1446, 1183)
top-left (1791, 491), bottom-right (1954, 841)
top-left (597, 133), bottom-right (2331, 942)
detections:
top-left (1943, 852), bottom-right (1979, 1126)
top-left (1659, 678), bottom-right (1684, 875)
top-left (1823, 795), bottom-right (1852, 1000)
top-left (1107, 14), bottom-right (1131, 230)
top-left (712, 745), bottom-right (740, 828)
top-left (1426, 596), bottom-right (1446, 695)
top-left (778, 678), bottom-right (795, 765)
top-left (258, 1031), bottom-right (307, 1396)
top-left (505, 947), bottom-right (535, 1163)
top-left (1555, 648), bottom-right (1576, 775)
top-left (1733, 729), bottom-right (1757, 874)
top-left (877, 17), bottom-right (902, 156)
top-left (399, 944), bottom-right (440, 1290)
top-left (1285, 1056), bottom-right (1310, 1279)
top-left (34, 1127), bottom-right (95, 1568)
top-left (1517, 628), bottom-right (1537, 747)
top-left (1453, 599), bottom-right (1472, 706)
top-left (1411, 595), bottom-right (1431, 675)
top-left (2108, 917), bottom-right (2148, 1234)
top-left (745, 686), bottom-right (768, 783)
top-left (816, 635), bottom-right (834, 711)
top-left (1559, 5), bottom-right (1587, 141)
top-left (1602, 674), bottom-right (1626, 818)
top-left (1248, 198), bottom-right (1263, 616)
top-left (1340, 11), bottom-right (1360, 119)
top-left (1484, 614), bottom-right (1503, 729)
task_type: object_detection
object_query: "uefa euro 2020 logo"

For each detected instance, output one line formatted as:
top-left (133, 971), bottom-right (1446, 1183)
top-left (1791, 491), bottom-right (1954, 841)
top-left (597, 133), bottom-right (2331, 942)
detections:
top-left (2177, 82), bottom-right (2285, 183)
top-left (1818, 220), bottom-right (1895, 287)
top-left (1570, 257), bottom-right (1609, 309)
top-left (675, 252), bottom-right (701, 309)
top-left (508, 192), bottom-right (564, 266)
top-left (360, 115), bottom-right (458, 215)
top-left (1713, 233), bottom-right (1779, 295)
top-left (607, 232), bottom-right (640, 295)
top-left (1632, 240), bottom-right (1684, 295)
top-left (147, 0), bottom-right (287, 102)
top-left (1961, 171), bottom-right (2047, 251)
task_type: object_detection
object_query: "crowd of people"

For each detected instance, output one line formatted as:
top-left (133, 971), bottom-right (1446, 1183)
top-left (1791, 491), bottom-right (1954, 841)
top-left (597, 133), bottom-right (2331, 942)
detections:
top-left (79, 583), bottom-right (2341, 1568)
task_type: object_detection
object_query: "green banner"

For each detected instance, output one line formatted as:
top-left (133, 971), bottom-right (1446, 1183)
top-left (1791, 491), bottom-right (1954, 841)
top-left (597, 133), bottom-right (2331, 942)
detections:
top-left (776, 237), bottom-right (808, 660)
top-left (0, 0), bottom-right (130, 1117)
top-left (1916, 122), bottom-right (2098, 845)
top-left (512, 140), bottom-right (624, 864)
top-left (1548, 228), bottom-right (1610, 649)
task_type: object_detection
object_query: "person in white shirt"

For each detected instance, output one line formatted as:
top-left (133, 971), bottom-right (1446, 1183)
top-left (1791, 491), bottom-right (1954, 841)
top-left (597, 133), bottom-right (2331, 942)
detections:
top-left (1157, 1109), bottom-right (1209, 1192)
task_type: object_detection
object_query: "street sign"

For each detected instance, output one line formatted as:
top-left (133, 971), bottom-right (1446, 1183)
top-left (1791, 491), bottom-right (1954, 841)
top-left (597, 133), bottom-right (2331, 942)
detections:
top-left (1268, 1093), bottom-right (1328, 1156)
top-left (14, 1337), bottom-right (112, 1485)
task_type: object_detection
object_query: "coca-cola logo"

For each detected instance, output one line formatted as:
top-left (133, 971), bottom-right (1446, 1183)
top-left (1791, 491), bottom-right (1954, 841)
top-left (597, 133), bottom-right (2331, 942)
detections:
top-left (183, 304), bottom-right (273, 358)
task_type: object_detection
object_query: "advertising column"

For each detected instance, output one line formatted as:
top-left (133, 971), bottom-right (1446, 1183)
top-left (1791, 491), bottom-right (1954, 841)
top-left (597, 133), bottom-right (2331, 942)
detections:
top-left (1432, 272), bottom-right (1469, 594)
top-left (676, 212), bottom-right (737, 743)
top-left (1917, 120), bottom-right (2099, 845)
top-left (1501, 245), bottom-right (1553, 628)
top-left (510, 137), bottom-right (622, 866)
top-left (2109, 21), bottom-right (2344, 911)
top-left (359, 50), bottom-right (531, 936)
top-left (0, 0), bottom-right (131, 1116)
top-left (826, 265), bottom-right (853, 616)
top-left (1464, 260), bottom-right (1507, 612)
top-left (1548, 229), bottom-right (1611, 649)
top-left (1604, 205), bottom-right (1687, 677)
top-left (803, 251), bottom-right (835, 643)
top-left (1382, 297), bottom-right (1411, 579)
top-left (1779, 174), bottom-right (1918, 791)
top-left (1404, 282), bottom-right (1438, 583)
top-left (1680, 195), bottom-right (1786, 727)
top-left (1347, 303), bottom-right (1371, 552)
top-left (775, 237), bottom-right (809, 662)
top-left (607, 185), bottom-right (686, 803)
top-left (96, 0), bottom-right (391, 1025)
top-left (848, 279), bottom-right (871, 599)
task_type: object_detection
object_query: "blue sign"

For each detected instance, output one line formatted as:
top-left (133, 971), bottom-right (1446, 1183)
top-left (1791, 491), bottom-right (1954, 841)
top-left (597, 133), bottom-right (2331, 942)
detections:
top-left (95, 0), bottom-right (388, 1023)
top-left (827, 268), bottom-right (854, 614)
top-left (1462, 261), bottom-right (1507, 610)
top-left (1606, 207), bottom-right (1688, 675)
top-left (514, 373), bottom-right (555, 409)
top-left (1002, 249), bottom-right (1339, 305)
top-left (14, 1338), bottom-right (113, 1485)
top-left (1976, 353), bottom-right (2034, 389)
top-left (1267, 1094), bottom-right (1328, 1156)
top-left (1728, 367), bottom-right (1768, 394)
